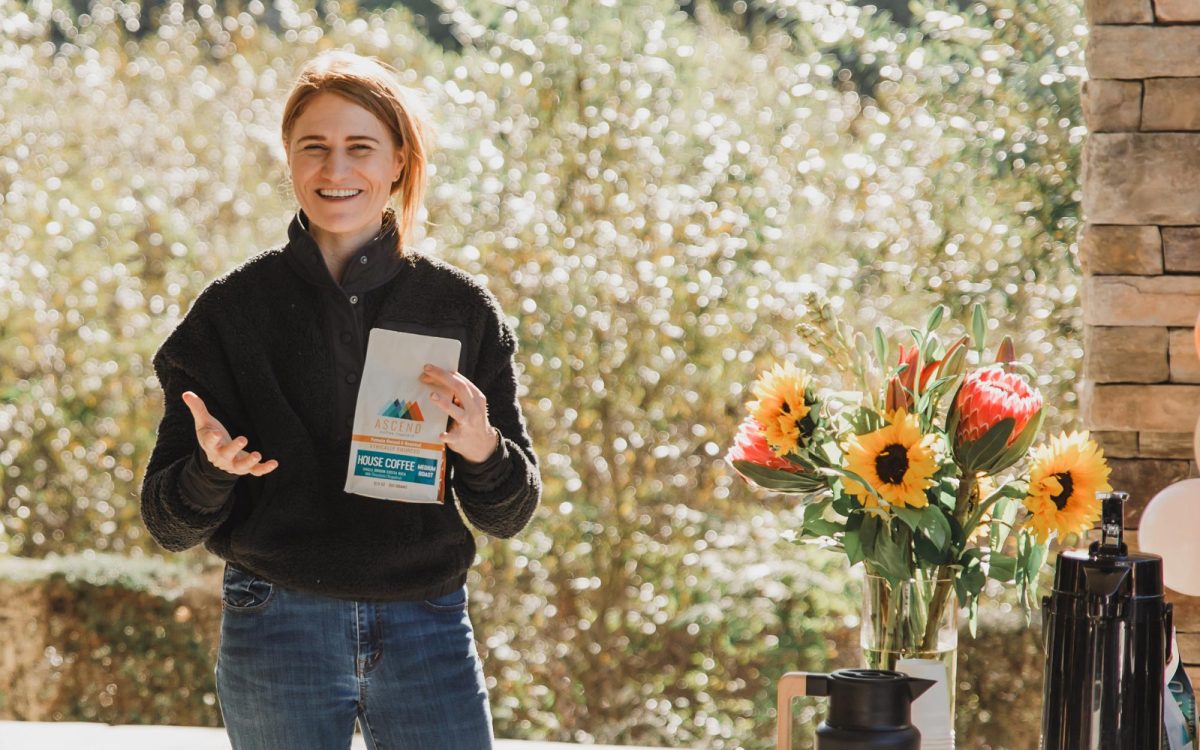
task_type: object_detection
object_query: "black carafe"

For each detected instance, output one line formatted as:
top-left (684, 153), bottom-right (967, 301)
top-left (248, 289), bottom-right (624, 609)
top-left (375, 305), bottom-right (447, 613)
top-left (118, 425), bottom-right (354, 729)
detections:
top-left (1041, 491), bottom-right (1173, 749)
top-left (777, 668), bottom-right (935, 749)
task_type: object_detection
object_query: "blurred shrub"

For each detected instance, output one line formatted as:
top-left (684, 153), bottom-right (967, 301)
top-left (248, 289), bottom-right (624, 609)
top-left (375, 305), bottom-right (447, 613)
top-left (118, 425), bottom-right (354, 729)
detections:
top-left (472, 508), bottom-right (859, 747)
top-left (0, 552), bottom-right (1043, 748)
top-left (0, 0), bottom-right (1082, 745)
top-left (0, 552), bottom-right (222, 725)
top-left (955, 604), bottom-right (1046, 748)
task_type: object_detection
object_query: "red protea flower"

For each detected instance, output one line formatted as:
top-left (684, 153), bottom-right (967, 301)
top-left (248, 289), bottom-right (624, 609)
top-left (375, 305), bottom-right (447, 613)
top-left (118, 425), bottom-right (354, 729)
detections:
top-left (950, 367), bottom-right (1044, 474)
top-left (726, 416), bottom-right (802, 475)
top-left (888, 336), bottom-right (969, 412)
top-left (898, 344), bottom-right (938, 394)
top-left (955, 369), bottom-right (1042, 445)
top-left (886, 344), bottom-right (940, 412)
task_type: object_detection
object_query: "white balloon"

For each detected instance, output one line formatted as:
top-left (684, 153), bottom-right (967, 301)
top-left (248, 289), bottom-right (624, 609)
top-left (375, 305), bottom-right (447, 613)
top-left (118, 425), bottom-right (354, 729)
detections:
top-left (1140, 478), bottom-right (1200, 597)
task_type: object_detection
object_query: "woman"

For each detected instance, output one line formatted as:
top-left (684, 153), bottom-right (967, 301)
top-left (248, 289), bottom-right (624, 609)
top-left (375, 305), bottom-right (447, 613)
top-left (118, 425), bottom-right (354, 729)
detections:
top-left (140, 50), bottom-right (541, 750)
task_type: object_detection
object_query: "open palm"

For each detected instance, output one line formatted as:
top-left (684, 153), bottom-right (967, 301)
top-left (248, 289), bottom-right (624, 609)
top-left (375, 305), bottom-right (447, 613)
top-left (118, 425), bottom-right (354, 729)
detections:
top-left (182, 391), bottom-right (278, 476)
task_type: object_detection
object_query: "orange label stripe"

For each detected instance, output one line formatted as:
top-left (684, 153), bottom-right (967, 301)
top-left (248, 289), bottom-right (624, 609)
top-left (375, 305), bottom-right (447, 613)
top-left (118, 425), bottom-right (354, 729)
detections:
top-left (352, 434), bottom-right (445, 451)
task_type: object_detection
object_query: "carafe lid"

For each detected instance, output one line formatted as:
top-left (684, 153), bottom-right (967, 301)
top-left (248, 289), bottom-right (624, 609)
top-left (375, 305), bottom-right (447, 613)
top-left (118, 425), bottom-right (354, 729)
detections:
top-left (808, 668), bottom-right (935, 730)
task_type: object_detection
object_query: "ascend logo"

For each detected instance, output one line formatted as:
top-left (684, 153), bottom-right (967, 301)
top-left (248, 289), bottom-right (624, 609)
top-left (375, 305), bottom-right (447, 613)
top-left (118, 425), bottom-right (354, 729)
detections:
top-left (379, 399), bottom-right (425, 421)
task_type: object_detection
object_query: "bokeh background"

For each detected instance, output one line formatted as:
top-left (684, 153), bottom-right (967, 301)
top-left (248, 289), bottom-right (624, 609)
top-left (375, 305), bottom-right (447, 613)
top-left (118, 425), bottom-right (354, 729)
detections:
top-left (0, 0), bottom-right (1083, 746)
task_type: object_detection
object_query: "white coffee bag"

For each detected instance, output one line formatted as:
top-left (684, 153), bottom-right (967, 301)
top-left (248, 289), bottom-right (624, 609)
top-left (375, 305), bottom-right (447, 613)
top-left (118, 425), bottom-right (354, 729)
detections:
top-left (344, 327), bottom-right (462, 504)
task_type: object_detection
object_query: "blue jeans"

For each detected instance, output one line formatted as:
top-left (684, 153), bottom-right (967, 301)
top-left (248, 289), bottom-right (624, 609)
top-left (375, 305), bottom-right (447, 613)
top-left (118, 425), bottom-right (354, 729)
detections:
top-left (215, 563), bottom-right (494, 750)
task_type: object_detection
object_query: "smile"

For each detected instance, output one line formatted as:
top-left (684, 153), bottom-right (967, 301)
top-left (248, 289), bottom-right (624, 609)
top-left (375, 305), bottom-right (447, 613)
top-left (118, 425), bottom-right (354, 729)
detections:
top-left (317, 189), bottom-right (363, 201)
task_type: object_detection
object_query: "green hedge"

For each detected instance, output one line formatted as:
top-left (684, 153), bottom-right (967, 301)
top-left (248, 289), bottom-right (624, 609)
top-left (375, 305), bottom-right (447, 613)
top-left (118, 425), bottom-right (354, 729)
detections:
top-left (0, 553), bottom-right (222, 726)
top-left (0, 552), bottom-right (1043, 748)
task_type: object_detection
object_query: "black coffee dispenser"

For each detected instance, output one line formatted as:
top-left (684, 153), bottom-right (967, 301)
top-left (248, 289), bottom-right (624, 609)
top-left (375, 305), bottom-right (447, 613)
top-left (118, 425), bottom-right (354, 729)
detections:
top-left (1041, 491), bottom-right (1173, 749)
top-left (777, 668), bottom-right (935, 749)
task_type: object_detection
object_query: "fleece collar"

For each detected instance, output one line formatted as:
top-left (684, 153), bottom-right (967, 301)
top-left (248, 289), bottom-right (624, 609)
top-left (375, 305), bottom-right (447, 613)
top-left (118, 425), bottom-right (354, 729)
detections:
top-left (284, 206), bottom-right (409, 293)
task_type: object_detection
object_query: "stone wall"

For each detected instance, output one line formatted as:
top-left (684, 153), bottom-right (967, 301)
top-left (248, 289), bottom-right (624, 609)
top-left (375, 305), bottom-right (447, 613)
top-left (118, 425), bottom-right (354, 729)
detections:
top-left (1080, 0), bottom-right (1200, 678)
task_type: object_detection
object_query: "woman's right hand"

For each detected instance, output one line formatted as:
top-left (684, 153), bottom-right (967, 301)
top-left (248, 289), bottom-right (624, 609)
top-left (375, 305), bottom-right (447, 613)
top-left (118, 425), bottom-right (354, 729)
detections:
top-left (182, 391), bottom-right (279, 476)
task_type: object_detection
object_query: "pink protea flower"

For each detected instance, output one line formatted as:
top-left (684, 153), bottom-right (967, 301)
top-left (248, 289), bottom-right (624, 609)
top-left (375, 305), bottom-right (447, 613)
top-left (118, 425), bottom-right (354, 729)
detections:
top-left (726, 416), bottom-right (803, 475)
top-left (954, 368), bottom-right (1043, 448)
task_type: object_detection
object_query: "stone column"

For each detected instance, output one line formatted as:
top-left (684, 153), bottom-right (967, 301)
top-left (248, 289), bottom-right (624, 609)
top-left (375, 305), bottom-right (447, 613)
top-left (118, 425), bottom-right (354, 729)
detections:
top-left (1080, 0), bottom-right (1200, 680)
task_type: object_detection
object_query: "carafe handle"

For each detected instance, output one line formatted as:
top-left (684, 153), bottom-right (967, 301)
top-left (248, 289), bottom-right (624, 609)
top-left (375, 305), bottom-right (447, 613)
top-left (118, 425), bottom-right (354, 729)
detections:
top-left (777, 672), bottom-right (823, 750)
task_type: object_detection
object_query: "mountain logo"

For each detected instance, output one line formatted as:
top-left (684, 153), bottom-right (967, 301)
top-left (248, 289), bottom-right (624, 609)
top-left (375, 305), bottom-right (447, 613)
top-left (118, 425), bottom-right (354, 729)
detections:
top-left (379, 398), bottom-right (425, 421)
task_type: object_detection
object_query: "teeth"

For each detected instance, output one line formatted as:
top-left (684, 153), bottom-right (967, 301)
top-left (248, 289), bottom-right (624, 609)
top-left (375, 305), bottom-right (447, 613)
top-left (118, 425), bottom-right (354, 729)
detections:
top-left (318, 189), bottom-right (361, 198)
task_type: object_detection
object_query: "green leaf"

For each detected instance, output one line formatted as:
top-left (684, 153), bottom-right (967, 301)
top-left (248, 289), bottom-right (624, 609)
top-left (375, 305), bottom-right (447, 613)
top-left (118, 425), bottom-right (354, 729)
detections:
top-left (978, 408), bottom-right (1045, 475)
top-left (804, 518), bottom-right (843, 536)
top-left (854, 332), bottom-right (874, 373)
top-left (871, 522), bottom-right (912, 586)
top-left (955, 551), bottom-right (986, 626)
top-left (922, 373), bottom-right (958, 395)
top-left (819, 466), bottom-right (885, 506)
top-left (802, 500), bottom-right (841, 537)
top-left (987, 553), bottom-right (1017, 582)
top-left (914, 531), bottom-right (953, 566)
top-left (803, 499), bottom-right (830, 519)
top-left (1009, 361), bottom-right (1037, 380)
top-left (1023, 538), bottom-right (1049, 584)
top-left (1012, 532), bottom-right (1051, 609)
top-left (926, 304), bottom-right (946, 333)
top-left (859, 513), bottom-right (881, 558)
top-left (955, 562), bottom-right (986, 602)
top-left (938, 341), bottom-right (968, 380)
top-left (873, 326), bottom-right (888, 368)
top-left (919, 508), bottom-right (952, 552)
top-left (890, 505), bottom-right (923, 531)
top-left (733, 461), bottom-right (826, 493)
top-left (971, 303), bottom-right (986, 354)
top-left (843, 512), bottom-right (865, 563)
top-left (958, 417), bottom-right (1014, 471)
top-left (947, 512), bottom-right (966, 550)
top-left (988, 497), bottom-right (1016, 551)
top-left (831, 491), bottom-right (858, 516)
top-left (944, 383), bottom-right (965, 460)
top-left (1014, 533), bottom-right (1051, 615)
top-left (843, 529), bottom-right (864, 564)
top-left (921, 332), bottom-right (940, 370)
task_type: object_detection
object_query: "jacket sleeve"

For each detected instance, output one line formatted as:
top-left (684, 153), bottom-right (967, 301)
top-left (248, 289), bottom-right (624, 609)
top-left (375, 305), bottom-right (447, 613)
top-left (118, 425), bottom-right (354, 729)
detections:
top-left (450, 296), bottom-right (541, 539)
top-left (139, 306), bottom-right (241, 552)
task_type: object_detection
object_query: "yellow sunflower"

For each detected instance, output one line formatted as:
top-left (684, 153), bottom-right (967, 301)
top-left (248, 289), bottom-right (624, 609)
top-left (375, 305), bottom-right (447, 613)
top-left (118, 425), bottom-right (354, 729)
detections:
top-left (1023, 431), bottom-right (1112, 543)
top-left (842, 410), bottom-right (940, 508)
top-left (747, 361), bottom-right (815, 457)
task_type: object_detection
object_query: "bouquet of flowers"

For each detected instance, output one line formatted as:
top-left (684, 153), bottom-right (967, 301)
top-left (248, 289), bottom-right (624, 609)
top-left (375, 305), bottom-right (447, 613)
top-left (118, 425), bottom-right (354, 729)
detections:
top-left (726, 295), bottom-right (1113, 664)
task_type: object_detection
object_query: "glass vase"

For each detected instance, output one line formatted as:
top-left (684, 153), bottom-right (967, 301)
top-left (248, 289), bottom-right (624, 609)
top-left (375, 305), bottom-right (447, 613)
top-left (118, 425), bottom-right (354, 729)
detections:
top-left (861, 572), bottom-right (958, 748)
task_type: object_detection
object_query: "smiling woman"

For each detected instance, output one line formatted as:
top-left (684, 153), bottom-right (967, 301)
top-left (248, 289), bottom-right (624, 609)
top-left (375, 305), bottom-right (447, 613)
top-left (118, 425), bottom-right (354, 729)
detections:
top-left (138, 49), bottom-right (541, 750)
top-left (280, 53), bottom-right (432, 282)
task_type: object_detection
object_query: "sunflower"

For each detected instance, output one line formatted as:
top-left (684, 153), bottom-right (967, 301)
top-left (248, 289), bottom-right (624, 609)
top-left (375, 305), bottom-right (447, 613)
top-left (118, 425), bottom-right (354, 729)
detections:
top-left (747, 361), bottom-right (817, 457)
top-left (1023, 431), bottom-right (1112, 543)
top-left (842, 410), bottom-right (940, 508)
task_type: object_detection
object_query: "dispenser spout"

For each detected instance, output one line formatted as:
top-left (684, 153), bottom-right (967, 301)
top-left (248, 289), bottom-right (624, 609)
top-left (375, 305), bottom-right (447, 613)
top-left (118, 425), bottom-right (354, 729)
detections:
top-left (906, 676), bottom-right (937, 701)
top-left (1091, 491), bottom-right (1129, 557)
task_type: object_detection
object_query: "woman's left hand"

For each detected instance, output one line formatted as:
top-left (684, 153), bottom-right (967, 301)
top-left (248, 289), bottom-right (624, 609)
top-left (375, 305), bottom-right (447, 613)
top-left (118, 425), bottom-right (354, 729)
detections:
top-left (419, 364), bottom-right (500, 463)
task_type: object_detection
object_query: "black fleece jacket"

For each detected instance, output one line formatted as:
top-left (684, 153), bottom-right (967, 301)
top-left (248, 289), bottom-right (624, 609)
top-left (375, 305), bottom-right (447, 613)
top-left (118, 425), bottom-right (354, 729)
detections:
top-left (139, 207), bottom-right (541, 602)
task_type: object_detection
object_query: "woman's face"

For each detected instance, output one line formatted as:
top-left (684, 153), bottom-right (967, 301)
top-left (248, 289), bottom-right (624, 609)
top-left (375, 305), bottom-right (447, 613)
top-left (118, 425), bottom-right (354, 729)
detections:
top-left (285, 91), bottom-right (404, 243)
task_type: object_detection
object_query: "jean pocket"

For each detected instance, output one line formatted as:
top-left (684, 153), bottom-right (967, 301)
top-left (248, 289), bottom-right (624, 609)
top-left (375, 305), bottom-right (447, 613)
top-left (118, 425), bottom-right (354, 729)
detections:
top-left (420, 585), bottom-right (468, 614)
top-left (222, 563), bottom-right (276, 613)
